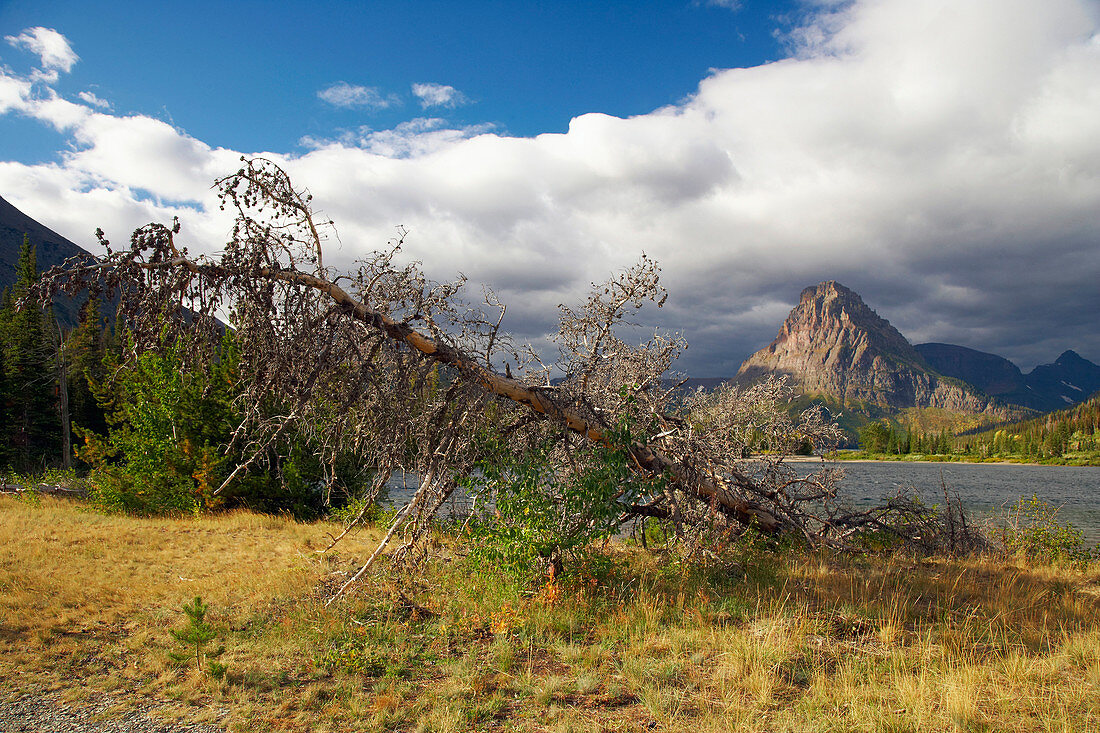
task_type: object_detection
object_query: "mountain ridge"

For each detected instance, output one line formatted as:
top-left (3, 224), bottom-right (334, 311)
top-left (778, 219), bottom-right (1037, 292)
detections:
top-left (0, 195), bottom-right (93, 326)
top-left (736, 280), bottom-right (1099, 425)
top-left (915, 343), bottom-right (1100, 412)
top-left (735, 281), bottom-right (1006, 415)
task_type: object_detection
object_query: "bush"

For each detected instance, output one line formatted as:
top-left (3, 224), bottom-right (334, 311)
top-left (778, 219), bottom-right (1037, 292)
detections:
top-left (80, 333), bottom-right (370, 519)
top-left (79, 342), bottom-right (230, 516)
top-left (998, 494), bottom-right (1097, 564)
top-left (462, 424), bottom-right (665, 582)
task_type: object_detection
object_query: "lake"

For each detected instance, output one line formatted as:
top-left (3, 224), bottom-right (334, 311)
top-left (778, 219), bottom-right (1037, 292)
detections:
top-left (812, 460), bottom-right (1100, 545)
top-left (384, 461), bottom-right (1100, 546)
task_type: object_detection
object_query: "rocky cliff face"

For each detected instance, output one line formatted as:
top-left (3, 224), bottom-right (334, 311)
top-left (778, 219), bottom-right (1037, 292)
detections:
top-left (736, 281), bottom-right (999, 413)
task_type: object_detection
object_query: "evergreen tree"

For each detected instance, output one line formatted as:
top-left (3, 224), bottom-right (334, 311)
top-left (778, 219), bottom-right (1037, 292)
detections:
top-left (66, 296), bottom-right (109, 459)
top-left (858, 421), bottom-right (890, 452)
top-left (1, 237), bottom-right (60, 472)
top-left (0, 290), bottom-right (10, 468)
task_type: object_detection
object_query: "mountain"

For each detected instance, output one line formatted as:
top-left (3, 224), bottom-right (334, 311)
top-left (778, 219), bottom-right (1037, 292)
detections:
top-left (917, 344), bottom-right (1100, 412)
top-left (1025, 350), bottom-right (1100, 408)
top-left (735, 281), bottom-right (1002, 414)
top-left (914, 343), bottom-right (1033, 406)
top-left (0, 195), bottom-right (93, 326)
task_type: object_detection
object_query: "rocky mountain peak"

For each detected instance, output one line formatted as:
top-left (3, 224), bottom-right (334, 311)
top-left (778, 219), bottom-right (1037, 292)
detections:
top-left (737, 281), bottom-right (995, 414)
top-left (1027, 349), bottom-right (1100, 407)
top-left (799, 279), bottom-right (856, 304)
top-left (770, 281), bottom-right (924, 367)
top-left (1056, 350), bottom-right (1085, 365)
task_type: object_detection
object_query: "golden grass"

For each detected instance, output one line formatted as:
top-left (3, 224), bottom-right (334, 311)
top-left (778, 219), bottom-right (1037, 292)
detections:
top-left (2, 494), bottom-right (1099, 732)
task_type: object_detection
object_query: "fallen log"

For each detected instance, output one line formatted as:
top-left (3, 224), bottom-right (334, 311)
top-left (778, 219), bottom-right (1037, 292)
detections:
top-left (1, 483), bottom-right (89, 497)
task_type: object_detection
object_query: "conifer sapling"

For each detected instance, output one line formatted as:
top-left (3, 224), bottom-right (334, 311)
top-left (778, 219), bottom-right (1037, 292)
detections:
top-left (168, 596), bottom-right (226, 678)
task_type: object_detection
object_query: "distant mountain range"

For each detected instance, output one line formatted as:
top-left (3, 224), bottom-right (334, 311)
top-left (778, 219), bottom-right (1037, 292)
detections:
top-left (734, 281), bottom-right (1100, 421)
top-left (0, 195), bottom-right (93, 326)
top-left (915, 343), bottom-right (1100, 413)
top-left (6, 196), bottom-right (1099, 421)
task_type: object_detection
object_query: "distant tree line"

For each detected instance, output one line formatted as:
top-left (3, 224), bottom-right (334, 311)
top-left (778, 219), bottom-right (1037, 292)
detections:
top-left (856, 421), bottom-right (955, 455)
top-left (960, 397), bottom-right (1100, 460)
top-left (855, 398), bottom-right (1100, 461)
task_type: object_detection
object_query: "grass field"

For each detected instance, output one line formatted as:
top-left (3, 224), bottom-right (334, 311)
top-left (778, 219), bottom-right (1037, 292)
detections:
top-left (2, 494), bottom-right (1099, 732)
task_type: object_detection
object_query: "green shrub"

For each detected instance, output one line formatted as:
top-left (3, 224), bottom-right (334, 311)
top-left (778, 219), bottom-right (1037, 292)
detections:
top-left (462, 422), bottom-right (666, 582)
top-left (998, 494), bottom-right (1096, 564)
top-left (80, 339), bottom-right (232, 516)
top-left (327, 487), bottom-right (395, 528)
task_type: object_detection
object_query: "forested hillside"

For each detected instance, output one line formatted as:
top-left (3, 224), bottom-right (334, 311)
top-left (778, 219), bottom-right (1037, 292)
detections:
top-left (846, 391), bottom-right (1100, 464)
top-left (959, 393), bottom-right (1100, 462)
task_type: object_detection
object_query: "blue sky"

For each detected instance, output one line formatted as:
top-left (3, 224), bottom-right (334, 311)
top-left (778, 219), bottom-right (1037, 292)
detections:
top-left (2, 0), bottom-right (1100, 376)
top-left (0, 0), bottom-right (802, 158)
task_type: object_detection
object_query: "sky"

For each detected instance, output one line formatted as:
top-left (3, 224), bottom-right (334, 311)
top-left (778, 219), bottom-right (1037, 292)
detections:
top-left (1, 0), bottom-right (1099, 377)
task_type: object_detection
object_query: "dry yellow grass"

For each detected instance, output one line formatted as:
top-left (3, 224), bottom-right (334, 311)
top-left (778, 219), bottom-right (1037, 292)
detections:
top-left (2, 494), bottom-right (1099, 732)
top-left (0, 494), bottom-right (381, 726)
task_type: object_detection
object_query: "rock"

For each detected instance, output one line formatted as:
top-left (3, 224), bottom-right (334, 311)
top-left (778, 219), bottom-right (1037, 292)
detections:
top-left (735, 281), bottom-right (1001, 414)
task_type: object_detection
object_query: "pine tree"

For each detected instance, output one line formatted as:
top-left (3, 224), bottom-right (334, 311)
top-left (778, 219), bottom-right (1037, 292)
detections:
top-left (1, 237), bottom-right (60, 472)
top-left (65, 296), bottom-right (109, 460)
top-left (168, 596), bottom-right (226, 677)
top-left (0, 290), bottom-right (10, 469)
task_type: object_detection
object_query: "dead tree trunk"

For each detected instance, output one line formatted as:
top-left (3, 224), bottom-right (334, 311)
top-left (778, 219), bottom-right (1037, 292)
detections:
top-left (34, 159), bottom-right (829, 549)
top-left (121, 254), bottom-right (782, 532)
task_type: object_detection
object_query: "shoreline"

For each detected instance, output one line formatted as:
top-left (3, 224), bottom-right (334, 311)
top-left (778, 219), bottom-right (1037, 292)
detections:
top-left (783, 455), bottom-right (1100, 467)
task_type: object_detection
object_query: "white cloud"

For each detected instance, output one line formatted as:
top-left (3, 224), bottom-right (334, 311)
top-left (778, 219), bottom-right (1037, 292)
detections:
top-left (317, 81), bottom-right (401, 110)
top-left (0, 74), bottom-right (31, 114)
top-left (411, 82), bottom-right (469, 109)
top-left (64, 113), bottom-right (242, 202)
top-left (5, 27), bottom-right (78, 82)
top-left (4, 2), bottom-right (1100, 374)
top-left (301, 118), bottom-right (495, 157)
top-left (77, 91), bottom-right (111, 110)
top-left (28, 92), bottom-right (92, 131)
top-left (698, 0), bottom-right (742, 10)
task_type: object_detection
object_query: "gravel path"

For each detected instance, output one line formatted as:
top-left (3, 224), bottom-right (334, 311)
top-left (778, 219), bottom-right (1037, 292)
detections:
top-left (0, 689), bottom-right (226, 733)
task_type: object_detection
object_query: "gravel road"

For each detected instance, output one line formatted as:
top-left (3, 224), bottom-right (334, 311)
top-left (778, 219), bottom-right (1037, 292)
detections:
top-left (0, 689), bottom-right (226, 733)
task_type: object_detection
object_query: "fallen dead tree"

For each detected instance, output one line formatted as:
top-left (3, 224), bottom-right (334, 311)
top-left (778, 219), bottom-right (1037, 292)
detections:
top-left (32, 158), bottom-right (979, 590)
top-left (1, 483), bottom-right (89, 497)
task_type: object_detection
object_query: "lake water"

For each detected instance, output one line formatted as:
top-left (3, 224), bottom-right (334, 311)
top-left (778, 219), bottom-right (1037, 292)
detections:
top-left (811, 460), bottom-right (1100, 545)
top-left (384, 461), bottom-right (1100, 546)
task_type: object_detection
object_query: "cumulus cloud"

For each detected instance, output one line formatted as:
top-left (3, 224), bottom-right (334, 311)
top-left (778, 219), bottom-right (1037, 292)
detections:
top-left (301, 118), bottom-right (495, 157)
top-left (317, 81), bottom-right (401, 110)
top-left (411, 82), bottom-right (469, 109)
top-left (5, 27), bottom-right (78, 75)
top-left (4, 2), bottom-right (1100, 376)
